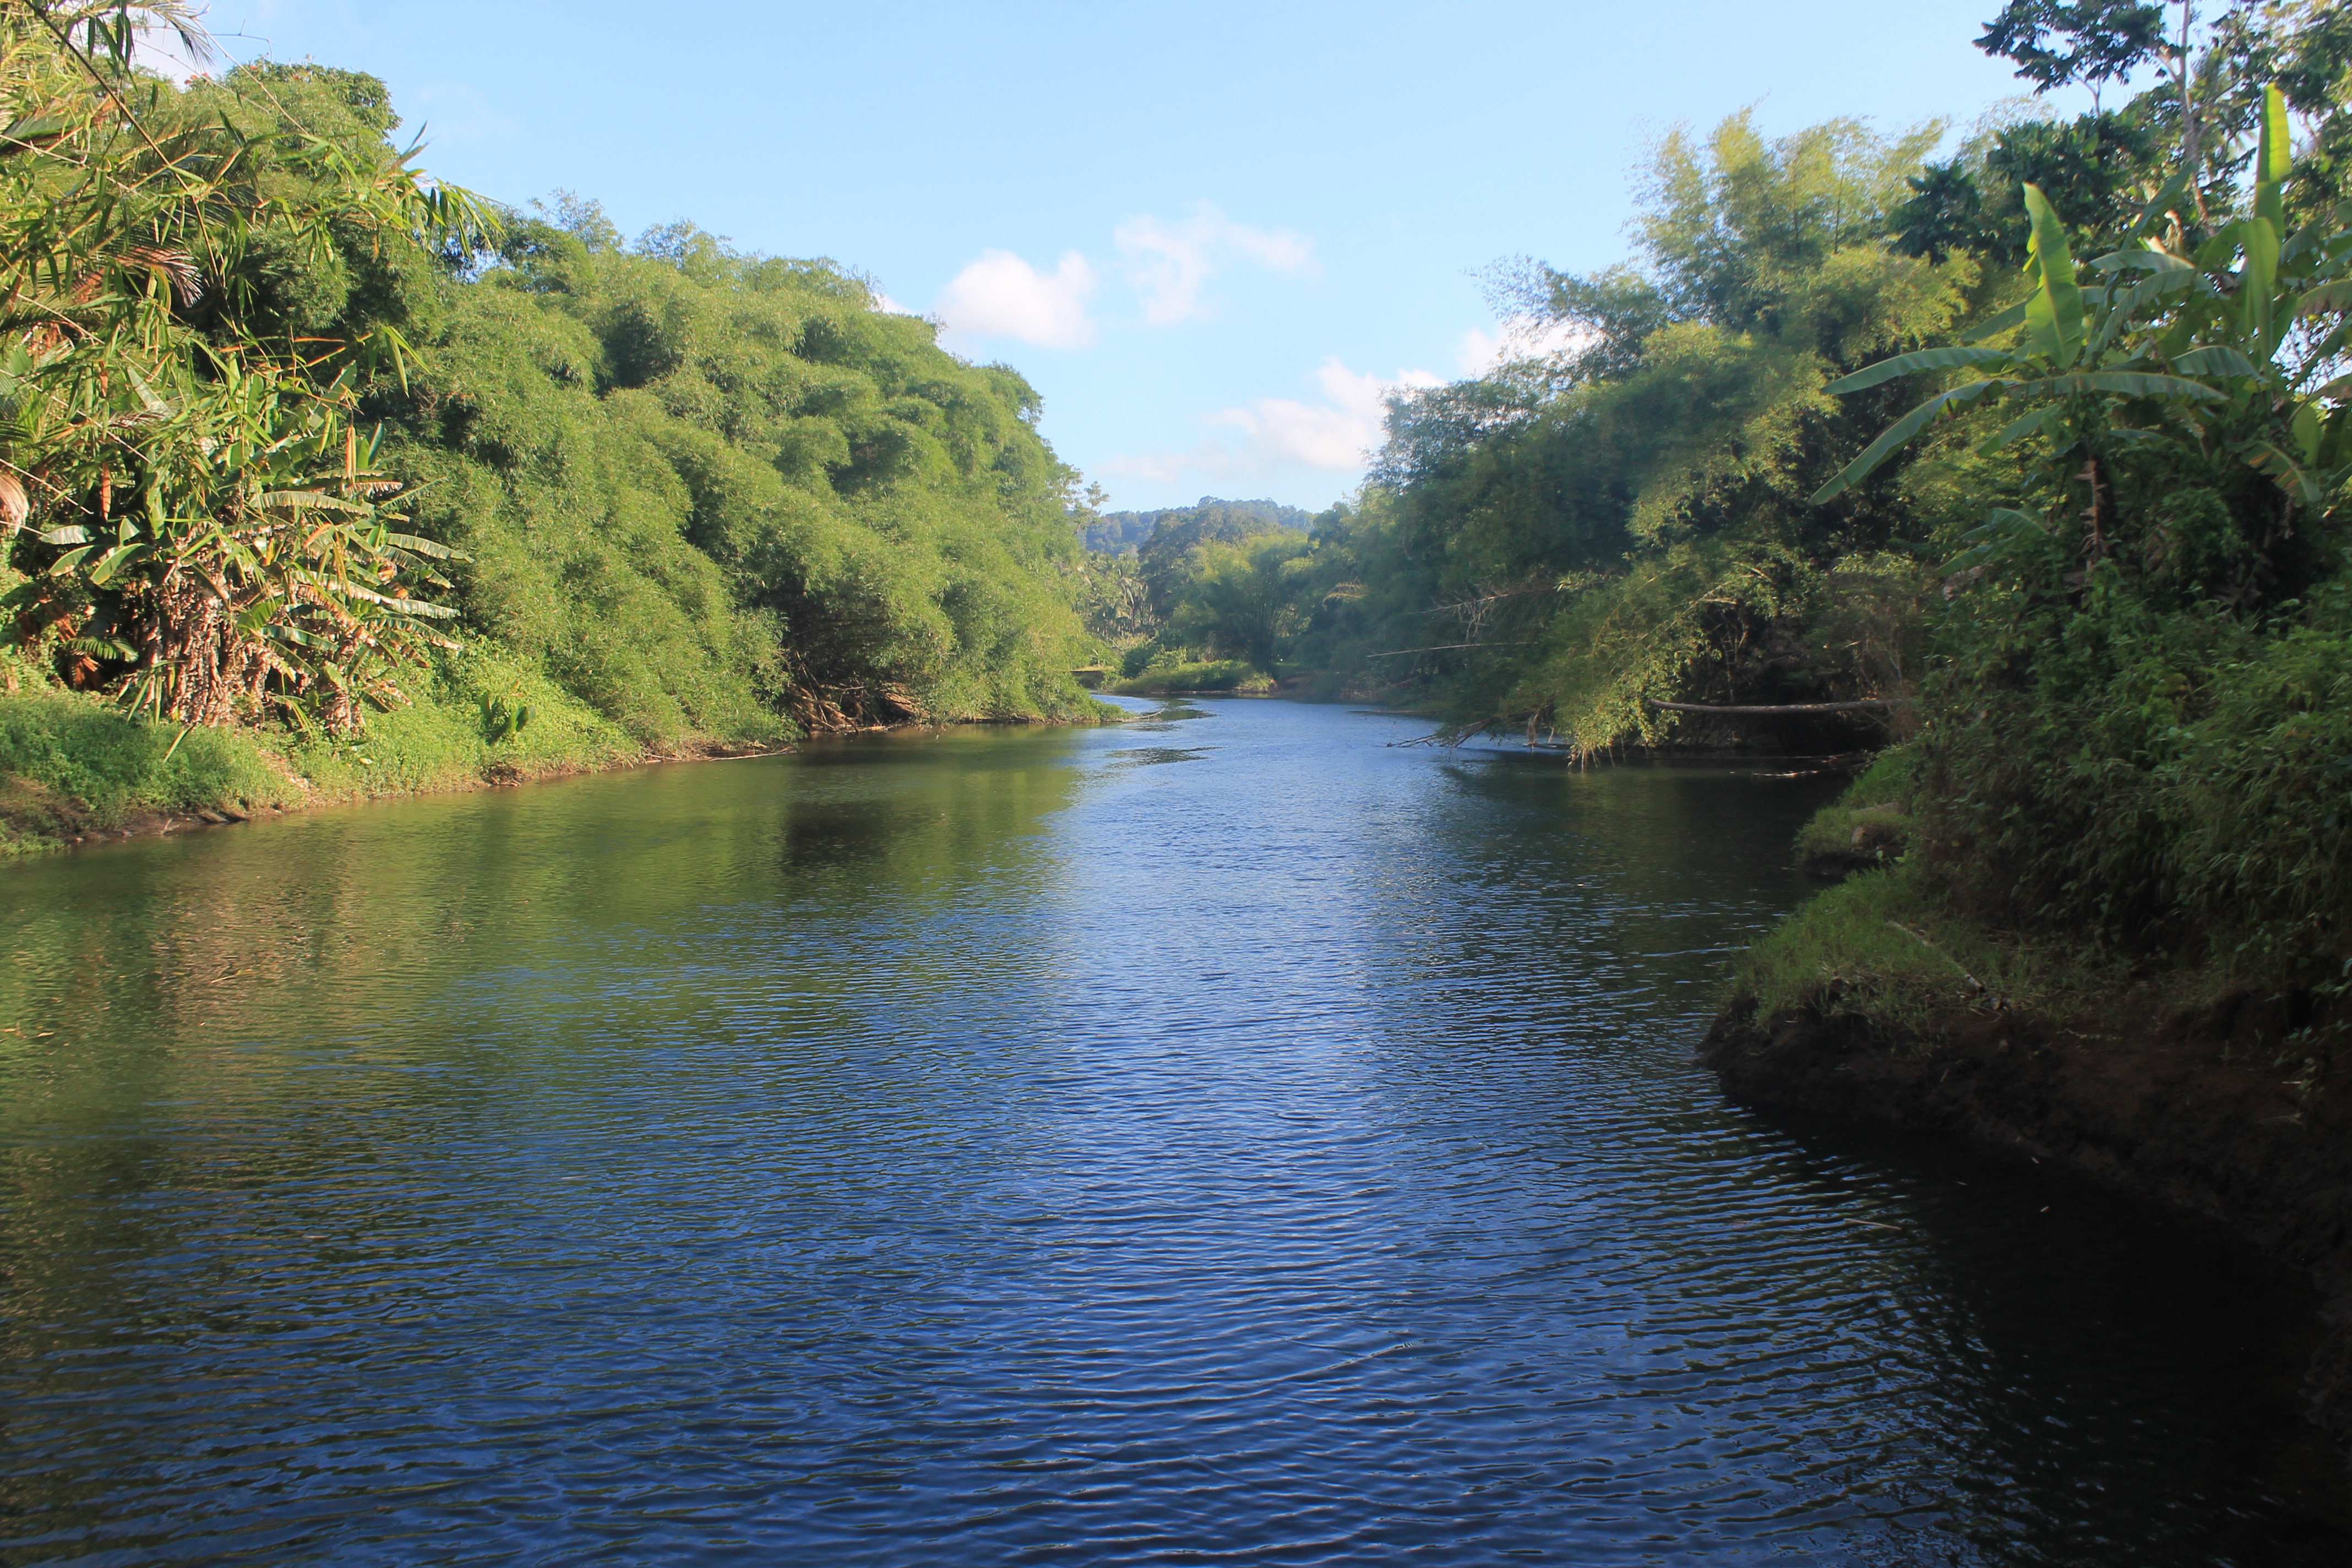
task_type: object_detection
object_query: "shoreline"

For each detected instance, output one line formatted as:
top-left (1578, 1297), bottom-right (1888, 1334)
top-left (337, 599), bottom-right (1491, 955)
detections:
top-left (1, 698), bottom-right (1131, 861)
top-left (1700, 991), bottom-right (2352, 1459)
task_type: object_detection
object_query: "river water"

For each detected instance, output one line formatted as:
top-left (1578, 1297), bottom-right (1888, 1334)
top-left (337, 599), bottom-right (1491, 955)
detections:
top-left (0, 698), bottom-right (2345, 1565)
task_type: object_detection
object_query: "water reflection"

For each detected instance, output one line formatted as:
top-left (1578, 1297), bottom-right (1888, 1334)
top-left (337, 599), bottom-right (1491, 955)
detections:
top-left (0, 700), bottom-right (2343, 1565)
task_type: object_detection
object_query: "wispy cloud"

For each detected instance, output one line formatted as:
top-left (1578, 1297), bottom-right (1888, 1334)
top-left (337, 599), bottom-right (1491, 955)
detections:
top-left (1456, 315), bottom-right (1593, 374)
top-left (935, 250), bottom-right (1099, 350)
top-left (1114, 204), bottom-right (1315, 327)
top-left (1106, 358), bottom-right (1442, 486)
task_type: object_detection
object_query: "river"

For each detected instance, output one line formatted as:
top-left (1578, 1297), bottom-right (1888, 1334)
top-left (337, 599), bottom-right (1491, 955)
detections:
top-left (0, 698), bottom-right (2344, 1565)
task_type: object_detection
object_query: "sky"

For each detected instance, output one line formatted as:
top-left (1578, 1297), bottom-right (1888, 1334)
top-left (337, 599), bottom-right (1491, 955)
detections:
top-left (165, 1), bottom-right (2110, 512)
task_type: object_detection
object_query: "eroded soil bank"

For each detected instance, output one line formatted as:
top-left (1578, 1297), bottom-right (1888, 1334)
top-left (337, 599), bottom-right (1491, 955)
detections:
top-left (1702, 993), bottom-right (2352, 1452)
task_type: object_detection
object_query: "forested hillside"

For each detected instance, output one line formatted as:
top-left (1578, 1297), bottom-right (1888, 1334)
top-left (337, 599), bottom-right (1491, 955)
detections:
top-left (0, 4), bottom-right (1099, 818)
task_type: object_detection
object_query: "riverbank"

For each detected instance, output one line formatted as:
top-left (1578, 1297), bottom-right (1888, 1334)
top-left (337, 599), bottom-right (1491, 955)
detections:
top-left (1705, 867), bottom-right (2352, 1457)
top-left (0, 673), bottom-right (1125, 857)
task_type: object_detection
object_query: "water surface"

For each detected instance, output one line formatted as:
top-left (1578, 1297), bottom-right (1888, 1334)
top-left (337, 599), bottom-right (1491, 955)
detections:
top-left (1, 699), bottom-right (2344, 1565)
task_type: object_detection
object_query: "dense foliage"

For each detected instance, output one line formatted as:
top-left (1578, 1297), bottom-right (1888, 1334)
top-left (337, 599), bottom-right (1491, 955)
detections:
top-left (1856, 85), bottom-right (2352, 981)
top-left (0, 3), bottom-right (1098, 753)
top-left (376, 199), bottom-right (1096, 742)
top-left (1097, 0), bottom-right (2352, 995)
top-left (1131, 114), bottom-right (1989, 737)
top-left (0, 2), bottom-right (487, 731)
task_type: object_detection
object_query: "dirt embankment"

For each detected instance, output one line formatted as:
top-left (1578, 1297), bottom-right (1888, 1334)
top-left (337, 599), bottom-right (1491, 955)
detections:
top-left (1701, 992), bottom-right (2352, 1446)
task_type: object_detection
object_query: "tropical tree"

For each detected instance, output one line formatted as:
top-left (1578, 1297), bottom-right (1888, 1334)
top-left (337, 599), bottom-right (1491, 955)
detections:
top-left (1816, 87), bottom-right (2349, 611)
top-left (1167, 532), bottom-right (1316, 673)
top-left (0, 1), bottom-right (490, 728)
top-left (1816, 84), bottom-right (2352, 968)
top-left (1346, 110), bottom-right (1980, 751)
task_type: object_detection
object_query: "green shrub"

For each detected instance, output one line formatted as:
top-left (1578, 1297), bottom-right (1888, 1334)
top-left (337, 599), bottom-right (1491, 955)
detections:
top-left (1109, 660), bottom-right (1269, 695)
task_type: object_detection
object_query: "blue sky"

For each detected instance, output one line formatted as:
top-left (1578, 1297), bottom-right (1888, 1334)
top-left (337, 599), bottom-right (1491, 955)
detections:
top-left (174, 1), bottom-right (2106, 511)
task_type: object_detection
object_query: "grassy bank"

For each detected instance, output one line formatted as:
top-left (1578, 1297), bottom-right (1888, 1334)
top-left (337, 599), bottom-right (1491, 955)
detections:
top-left (0, 656), bottom-right (1134, 857)
top-left (1733, 862), bottom-right (2156, 1033)
top-left (0, 653), bottom-right (651, 856)
top-left (1735, 754), bottom-right (2205, 1032)
top-left (1712, 765), bottom-right (2352, 1459)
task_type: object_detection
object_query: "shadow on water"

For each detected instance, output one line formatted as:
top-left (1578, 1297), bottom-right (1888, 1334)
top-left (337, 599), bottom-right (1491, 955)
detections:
top-left (0, 698), bottom-right (2345, 1565)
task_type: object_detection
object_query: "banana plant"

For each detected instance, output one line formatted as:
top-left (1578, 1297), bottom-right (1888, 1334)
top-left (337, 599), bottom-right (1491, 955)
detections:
top-left (1811, 86), bottom-right (2352, 569)
top-left (3, 346), bottom-right (462, 727)
top-left (0, 2), bottom-right (489, 727)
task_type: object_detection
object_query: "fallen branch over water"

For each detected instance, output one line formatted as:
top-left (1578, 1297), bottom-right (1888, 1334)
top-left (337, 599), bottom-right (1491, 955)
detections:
top-left (1643, 697), bottom-right (1912, 715)
top-left (1366, 641), bottom-right (1537, 658)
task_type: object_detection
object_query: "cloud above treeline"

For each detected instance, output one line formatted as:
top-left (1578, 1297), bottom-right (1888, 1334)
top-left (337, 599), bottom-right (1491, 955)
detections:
top-left (1113, 206), bottom-right (1315, 327)
top-left (926, 205), bottom-right (1596, 498)
top-left (933, 250), bottom-right (1099, 349)
top-left (933, 203), bottom-right (1310, 349)
top-left (1106, 359), bottom-right (1444, 486)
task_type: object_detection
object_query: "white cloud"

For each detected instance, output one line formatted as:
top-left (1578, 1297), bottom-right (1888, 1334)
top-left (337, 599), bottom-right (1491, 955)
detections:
top-left (1457, 315), bottom-right (1594, 374)
top-left (1114, 204), bottom-right (1315, 327)
top-left (934, 249), bottom-right (1098, 349)
top-left (869, 290), bottom-right (913, 315)
top-left (1106, 358), bottom-right (1442, 486)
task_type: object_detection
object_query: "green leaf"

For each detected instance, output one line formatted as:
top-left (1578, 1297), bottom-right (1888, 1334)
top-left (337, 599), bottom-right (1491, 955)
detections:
top-left (2126, 167), bottom-right (2196, 239)
top-left (84, 543), bottom-right (144, 587)
top-left (380, 531), bottom-right (459, 559)
top-left (2245, 440), bottom-right (2327, 509)
top-left (2283, 215), bottom-right (2331, 266)
top-left (2259, 84), bottom-right (2293, 202)
top-left (2242, 211), bottom-right (2281, 352)
top-left (1823, 346), bottom-right (2012, 394)
top-left (34, 525), bottom-right (89, 546)
top-left (380, 598), bottom-right (459, 620)
top-left (2006, 371), bottom-right (2228, 402)
top-left (1981, 406), bottom-right (2060, 451)
top-left (1961, 300), bottom-right (2028, 345)
top-left (2295, 400), bottom-right (2324, 466)
top-left (2194, 222), bottom-right (2242, 271)
top-left (2170, 345), bottom-right (2259, 378)
top-left (1810, 381), bottom-right (2000, 504)
top-left (2294, 279), bottom-right (2352, 318)
top-left (2089, 245), bottom-right (2192, 274)
top-left (254, 489), bottom-right (371, 514)
top-left (2087, 268), bottom-right (2200, 357)
top-left (1942, 507), bottom-right (2052, 574)
top-left (2022, 184), bottom-right (2086, 367)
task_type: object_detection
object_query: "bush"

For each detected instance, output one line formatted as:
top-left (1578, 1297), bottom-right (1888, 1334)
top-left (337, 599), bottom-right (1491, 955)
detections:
top-left (1108, 660), bottom-right (1270, 695)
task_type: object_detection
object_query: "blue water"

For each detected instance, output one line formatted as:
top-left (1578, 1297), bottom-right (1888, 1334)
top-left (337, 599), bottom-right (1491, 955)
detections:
top-left (0, 698), bottom-right (2343, 1565)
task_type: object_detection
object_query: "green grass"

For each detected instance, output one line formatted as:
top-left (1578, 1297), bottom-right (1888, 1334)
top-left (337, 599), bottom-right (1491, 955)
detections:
top-left (1732, 862), bottom-right (2140, 1034)
top-left (274, 646), bottom-right (645, 801)
top-left (1793, 745), bottom-right (1914, 870)
top-left (0, 689), bottom-right (296, 851)
top-left (0, 644), bottom-right (656, 855)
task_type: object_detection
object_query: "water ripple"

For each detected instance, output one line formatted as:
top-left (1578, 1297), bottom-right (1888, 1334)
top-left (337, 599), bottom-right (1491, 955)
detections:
top-left (0, 700), bottom-right (2345, 1565)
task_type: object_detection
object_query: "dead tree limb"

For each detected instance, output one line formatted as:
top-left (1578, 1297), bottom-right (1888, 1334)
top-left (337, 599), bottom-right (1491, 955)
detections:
top-left (1643, 696), bottom-right (1910, 715)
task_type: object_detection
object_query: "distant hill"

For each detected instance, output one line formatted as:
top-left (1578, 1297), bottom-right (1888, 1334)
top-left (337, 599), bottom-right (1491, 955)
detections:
top-left (1081, 497), bottom-right (1314, 555)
